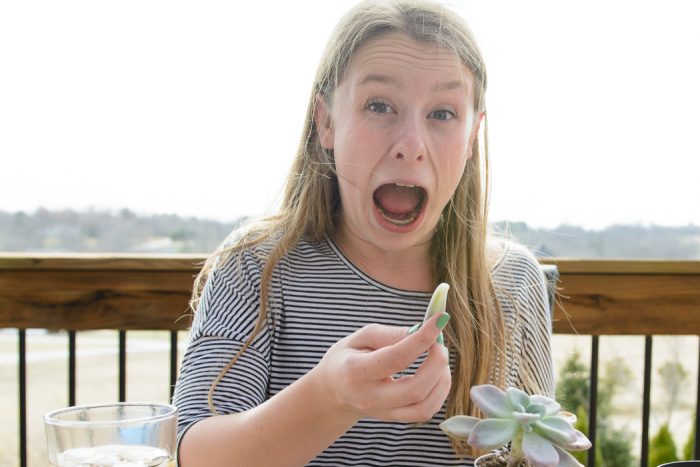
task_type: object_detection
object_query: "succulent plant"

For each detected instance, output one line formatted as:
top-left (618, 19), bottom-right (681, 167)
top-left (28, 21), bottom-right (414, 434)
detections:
top-left (440, 384), bottom-right (591, 467)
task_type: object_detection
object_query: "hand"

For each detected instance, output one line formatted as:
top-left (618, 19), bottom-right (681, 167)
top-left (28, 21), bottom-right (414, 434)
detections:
top-left (312, 313), bottom-right (451, 423)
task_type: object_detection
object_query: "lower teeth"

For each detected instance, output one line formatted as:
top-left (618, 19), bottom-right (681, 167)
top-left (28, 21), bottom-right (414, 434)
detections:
top-left (379, 209), bottom-right (418, 226)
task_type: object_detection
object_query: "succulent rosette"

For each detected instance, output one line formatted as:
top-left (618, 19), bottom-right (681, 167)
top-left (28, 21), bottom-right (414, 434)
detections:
top-left (440, 385), bottom-right (591, 467)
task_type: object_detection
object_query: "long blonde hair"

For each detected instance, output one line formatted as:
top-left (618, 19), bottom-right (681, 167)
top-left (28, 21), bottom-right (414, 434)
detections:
top-left (191, 0), bottom-right (506, 457)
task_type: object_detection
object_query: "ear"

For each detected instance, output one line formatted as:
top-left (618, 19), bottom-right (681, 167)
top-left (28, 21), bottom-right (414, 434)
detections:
top-left (466, 111), bottom-right (484, 160)
top-left (314, 93), bottom-right (334, 150)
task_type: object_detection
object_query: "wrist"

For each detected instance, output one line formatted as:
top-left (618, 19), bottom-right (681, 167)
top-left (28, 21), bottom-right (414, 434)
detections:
top-left (306, 364), bottom-right (362, 428)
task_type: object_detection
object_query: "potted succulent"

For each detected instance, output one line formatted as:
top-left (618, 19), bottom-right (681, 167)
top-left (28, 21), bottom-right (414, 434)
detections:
top-left (440, 384), bottom-right (592, 467)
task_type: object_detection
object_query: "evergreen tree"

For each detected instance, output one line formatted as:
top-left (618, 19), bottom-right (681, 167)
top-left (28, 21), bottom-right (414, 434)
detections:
top-left (557, 351), bottom-right (590, 413)
top-left (683, 422), bottom-right (695, 460)
top-left (649, 423), bottom-right (679, 467)
top-left (555, 352), bottom-right (636, 467)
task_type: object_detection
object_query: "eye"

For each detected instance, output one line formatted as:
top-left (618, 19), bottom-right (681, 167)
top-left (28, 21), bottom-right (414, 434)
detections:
top-left (429, 109), bottom-right (457, 121)
top-left (367, 100), bottom-right (393, 114)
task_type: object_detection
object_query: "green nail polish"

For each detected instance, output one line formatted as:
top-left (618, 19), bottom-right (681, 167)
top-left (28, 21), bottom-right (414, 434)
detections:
top-left (436, 313), bottom-right (450, 330)
top-left (442, 345), bottom-right (449, 361)
top-left (437, 332), bottom-right (444, 345)
top-left (408, 322), bottom-right (422, 335)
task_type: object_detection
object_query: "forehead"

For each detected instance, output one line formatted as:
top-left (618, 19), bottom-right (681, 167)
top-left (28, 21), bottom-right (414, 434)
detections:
top-left (343, 32), bottom-right (474, 93)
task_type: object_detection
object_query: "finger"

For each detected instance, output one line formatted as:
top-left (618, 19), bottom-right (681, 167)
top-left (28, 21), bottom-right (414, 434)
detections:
top-left (386, 362), bottom-right (452, 422)
top-left (344, 322), bottom-right (409, 351)
top-left (360, 313), bottom-right (449, 380)
top-left (379, 342), bottom-right (450, 408)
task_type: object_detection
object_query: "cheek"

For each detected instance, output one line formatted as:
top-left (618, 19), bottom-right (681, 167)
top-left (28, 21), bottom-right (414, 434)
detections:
top-left (334, 128), bottom-right (383, 183)
top-left (438, 137), bottom-right (469, 177)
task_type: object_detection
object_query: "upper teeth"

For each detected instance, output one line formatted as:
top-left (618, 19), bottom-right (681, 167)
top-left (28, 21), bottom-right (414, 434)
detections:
top-left (395, 183), bottom-right (416, 188)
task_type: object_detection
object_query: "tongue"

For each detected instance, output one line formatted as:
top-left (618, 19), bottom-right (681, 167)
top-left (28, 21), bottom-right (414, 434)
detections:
top-left (374, 184), bottom-right (421, 216)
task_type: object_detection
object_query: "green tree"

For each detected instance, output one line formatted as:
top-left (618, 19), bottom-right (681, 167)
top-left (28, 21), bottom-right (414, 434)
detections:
top-left (555, 352), bottom-right (636, 467)
top-left (649, 423), bottom-right (678, 467)
top-left (599, 428), bottom-right (635, 467)
top-left (658, 361), bottom-right (688, 424)
top-left (683, 422), bottom-right (695, 460)
top-left (557, 351), bottom-right (589, 413)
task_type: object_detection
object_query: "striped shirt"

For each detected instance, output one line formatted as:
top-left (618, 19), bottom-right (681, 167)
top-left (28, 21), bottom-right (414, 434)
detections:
top-left (173, 236), bottom-right (554, 466)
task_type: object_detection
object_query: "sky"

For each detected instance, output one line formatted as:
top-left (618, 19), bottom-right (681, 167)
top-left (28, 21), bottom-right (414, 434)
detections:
top-left (1, 0), bottom-right (699, 231)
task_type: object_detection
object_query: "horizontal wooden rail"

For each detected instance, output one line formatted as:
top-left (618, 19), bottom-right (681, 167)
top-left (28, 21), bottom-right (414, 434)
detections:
top-left (0, 254), bottom-right (698, 335)
top-left (540, 258), bottom-right (700, 335)
top-left (0, 253), bottom-right (203, 330)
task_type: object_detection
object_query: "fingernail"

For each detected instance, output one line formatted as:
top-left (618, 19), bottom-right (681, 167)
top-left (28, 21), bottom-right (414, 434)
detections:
top-left (436, 313), bottom-right (450, 330)
top-left (442, 345), bottom-right (450, 362)
top-left (408, 322), bottom-right (422, 335)
top-left (437, 332), bottom-right (444, 345)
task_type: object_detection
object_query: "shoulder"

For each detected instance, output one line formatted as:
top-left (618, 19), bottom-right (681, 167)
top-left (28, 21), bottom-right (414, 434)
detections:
top-left (488, 237), bottom-right (542, 279)
top-left (488, 237), bottom-right (550, 304)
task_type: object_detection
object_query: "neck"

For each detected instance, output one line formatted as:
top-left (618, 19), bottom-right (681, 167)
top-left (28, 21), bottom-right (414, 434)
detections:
top-left (334, 225), bottom-right (434, 292)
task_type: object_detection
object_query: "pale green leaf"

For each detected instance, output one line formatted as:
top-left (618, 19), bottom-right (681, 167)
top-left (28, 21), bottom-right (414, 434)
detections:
top-left (554, 445), bottom-right (585, 467)
top-left (470, 385), bottom-right (511, 418)
top-left (522, 430), bottom-right (559, 467)
top-left (530, 395), bottom-right (561, 416)
top-left (423, 283), bottom-right (449, 321)
top-left (533, 417), bottom-right (577, 445)
top-left (506, 387), bottom-right (531, 411)
top-left (439, 415), bottom-right (479, 440)
top-left (468, 419), bottom-right (519, 450)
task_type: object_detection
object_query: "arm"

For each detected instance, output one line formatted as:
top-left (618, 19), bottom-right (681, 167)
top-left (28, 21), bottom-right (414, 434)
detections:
top-left (179, 313), bottom-right (451, 467)
top-left (517, 249), bottom-right (556, 397)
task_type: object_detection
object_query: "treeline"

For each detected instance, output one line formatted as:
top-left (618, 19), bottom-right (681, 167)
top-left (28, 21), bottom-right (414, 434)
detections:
top-left (1, 208), bottom-right (699, 258)
top-left (492, 221), bottom-right (700, 259)
top-left (0, 208), bottom-right (242, 253)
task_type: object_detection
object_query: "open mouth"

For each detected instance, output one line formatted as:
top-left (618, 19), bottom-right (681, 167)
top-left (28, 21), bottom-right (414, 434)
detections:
top-left (372, 183), bottom-right (427, 226)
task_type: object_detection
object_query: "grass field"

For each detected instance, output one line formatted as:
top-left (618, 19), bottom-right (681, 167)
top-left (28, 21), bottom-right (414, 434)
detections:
top-left (0, 331), bottom-right (697, 466)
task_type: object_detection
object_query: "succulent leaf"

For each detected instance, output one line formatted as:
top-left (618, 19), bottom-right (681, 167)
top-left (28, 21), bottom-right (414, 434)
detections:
top-left (553, 445), bottom-right (585, 467)
top-left (470, 385), bottom-right (512, 418)
top-left (522, 430), bottom-right (559, 467)
top-left (439, 416), bottom-right (480, 440)
top-left (512, 412), bottom-right (541, 425)
top-left (468, 419), bottom-right (520, 450)
top-left (423, 283), bottom-right (450, 322)
top-left (530, 395), bottom-right (561, 416)
top-left (527, 403), bottom-right (547, 418)
top-left (558, 429), bottom-right (593, 451)
top-left (533, 417), bottom-right (577, 445)
top-left (506, 387), bottom-right (531, 411)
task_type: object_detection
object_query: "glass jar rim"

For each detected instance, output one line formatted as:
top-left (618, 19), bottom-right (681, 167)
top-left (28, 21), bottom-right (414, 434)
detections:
top-left (44, 402), bottom-right (177, 427)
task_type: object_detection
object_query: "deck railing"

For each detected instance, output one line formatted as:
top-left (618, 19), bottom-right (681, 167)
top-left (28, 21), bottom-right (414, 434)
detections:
top-left (1, 254), bottom-right (699, 467)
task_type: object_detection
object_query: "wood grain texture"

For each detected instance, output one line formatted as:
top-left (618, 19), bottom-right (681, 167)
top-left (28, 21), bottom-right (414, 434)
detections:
top-left (1, 255), bottom-right (698, 334)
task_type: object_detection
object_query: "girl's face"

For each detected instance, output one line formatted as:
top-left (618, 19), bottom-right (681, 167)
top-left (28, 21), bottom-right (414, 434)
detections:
top-left (316, 33), bottom-right (481, 259)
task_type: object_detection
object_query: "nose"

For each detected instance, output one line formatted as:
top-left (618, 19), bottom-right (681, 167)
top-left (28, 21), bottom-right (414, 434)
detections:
top-left (393, 116), bottom-right (426, 163)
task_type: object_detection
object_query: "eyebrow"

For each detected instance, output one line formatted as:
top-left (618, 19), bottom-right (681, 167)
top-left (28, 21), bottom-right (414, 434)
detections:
top-left (359, 73), bottom-right (402, 88)
top-left (358, 73), bottom-right (466, 92)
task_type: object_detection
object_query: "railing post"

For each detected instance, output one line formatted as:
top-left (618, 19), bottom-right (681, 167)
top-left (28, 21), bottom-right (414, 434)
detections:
top-left (588, 335), bottom-right (599, 467)
top-left (118, 330), bottom-right (127, 402)
top-left (641, 336), bottom-right (653, 467)
top-left (68, 330), bottom-right (76, 406)
top-left (18, 329), bottom-right (27, 467)
top-left (170, 331), bottom-right (178, 401)
top-left (695, 336), bottom-right (700, 458)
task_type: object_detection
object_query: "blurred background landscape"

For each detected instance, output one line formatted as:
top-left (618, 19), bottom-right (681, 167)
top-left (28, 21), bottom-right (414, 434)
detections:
top-left (2, 208), bottom-right (698, 259)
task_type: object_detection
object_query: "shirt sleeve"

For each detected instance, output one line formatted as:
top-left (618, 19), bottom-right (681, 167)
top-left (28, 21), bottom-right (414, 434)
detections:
top-left (172, 247), bottom-right (272, 448)
top-left (511, 244), bottom-right (556, 397)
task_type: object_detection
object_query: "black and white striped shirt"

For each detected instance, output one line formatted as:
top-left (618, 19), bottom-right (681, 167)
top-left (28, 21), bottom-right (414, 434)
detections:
top-left (173, 236), bottom-right (554, 466)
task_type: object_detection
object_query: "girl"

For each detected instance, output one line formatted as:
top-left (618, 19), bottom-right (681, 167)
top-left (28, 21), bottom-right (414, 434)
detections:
top-left (173, 1), bottom-right (554, 465)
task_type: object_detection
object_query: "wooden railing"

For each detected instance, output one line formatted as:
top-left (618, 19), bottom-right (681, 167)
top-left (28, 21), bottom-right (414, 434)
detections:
top-left (1, 254), bottom-right (699, 467)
